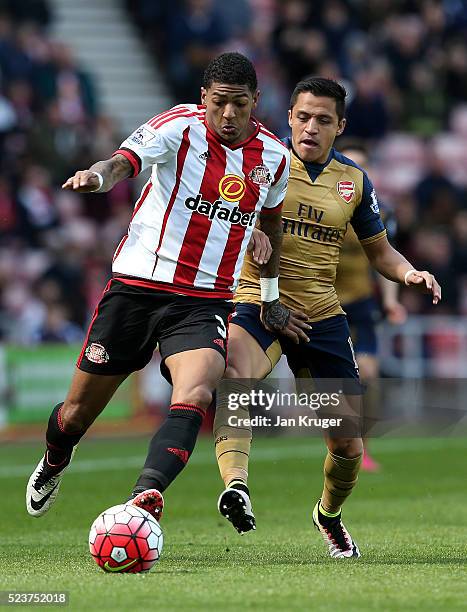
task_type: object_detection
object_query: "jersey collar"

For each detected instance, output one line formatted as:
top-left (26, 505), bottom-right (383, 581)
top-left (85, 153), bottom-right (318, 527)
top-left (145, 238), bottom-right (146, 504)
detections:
top-left (285, 137), bottom-right (335, 182)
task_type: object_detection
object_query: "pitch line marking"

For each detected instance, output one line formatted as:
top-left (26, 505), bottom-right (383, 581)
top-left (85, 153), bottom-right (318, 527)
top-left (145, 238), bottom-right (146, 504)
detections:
top-left (0, 437), bottom-right (465, 479)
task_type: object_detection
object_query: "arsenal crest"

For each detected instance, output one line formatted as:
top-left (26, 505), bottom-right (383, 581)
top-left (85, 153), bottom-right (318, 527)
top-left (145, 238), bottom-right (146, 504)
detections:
top-left (249, 165), bottom-right (273, 186)
top-left (337, 181), bottom-right (355, 203)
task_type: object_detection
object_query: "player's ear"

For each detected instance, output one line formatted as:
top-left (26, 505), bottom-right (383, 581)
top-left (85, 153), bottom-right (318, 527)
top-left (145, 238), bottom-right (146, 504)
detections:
top-left (252, 89), bottom-right (260, 109)
top-left (200, 87), bottom-right (207, 106)
top-left (336, 118), bottom-right (346, 136)
top-left (288, 109), bottom-right (293, 128)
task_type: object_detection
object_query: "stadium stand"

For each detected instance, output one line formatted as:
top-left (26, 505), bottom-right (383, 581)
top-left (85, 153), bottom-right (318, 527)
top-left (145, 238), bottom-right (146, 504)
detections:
top-left (0, 0), bottom-right (466, 368)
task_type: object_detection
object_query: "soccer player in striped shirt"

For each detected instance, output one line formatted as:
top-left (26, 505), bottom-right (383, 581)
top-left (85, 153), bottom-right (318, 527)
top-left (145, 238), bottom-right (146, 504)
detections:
top-left (26, 53), bottom-right (309, 523)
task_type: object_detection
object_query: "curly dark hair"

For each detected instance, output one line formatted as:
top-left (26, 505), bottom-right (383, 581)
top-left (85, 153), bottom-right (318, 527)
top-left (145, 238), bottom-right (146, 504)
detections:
top-left (290, 77), bottom-right (347, 120)
top-left (203, 52), bottom-right (258, 93)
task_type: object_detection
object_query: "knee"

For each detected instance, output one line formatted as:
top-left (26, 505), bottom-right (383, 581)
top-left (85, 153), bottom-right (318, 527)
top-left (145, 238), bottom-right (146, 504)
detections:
top-left (225, 358), bottom-right (258, 379)
top-left (173, 384), bottom-right (213, 411)
top-left (327, 437), bottom-right (363, 458)
top-left (224, 364), bottom-right (241, 379)
top-left (357, 356), bottom-right (378, 380)
top-left (60, 400), bottom-right (89, 433)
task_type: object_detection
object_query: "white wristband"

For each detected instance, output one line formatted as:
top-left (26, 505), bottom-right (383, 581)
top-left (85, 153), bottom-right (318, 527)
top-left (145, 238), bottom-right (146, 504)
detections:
top-left (404, 269), bottom-right (417, 285)
top-left (90, 171), bottom-right (104, 192)
top-left (260, 277), bottom-right (279, 302)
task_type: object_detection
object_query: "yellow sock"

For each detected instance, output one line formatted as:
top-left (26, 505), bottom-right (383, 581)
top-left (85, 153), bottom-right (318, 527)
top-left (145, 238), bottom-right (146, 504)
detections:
top-left (213, 380), bottom-right (252, 487)
top-left (321, 450), bottom-right (362, 514)
top-left (215, 438), bottom-right (251, 487)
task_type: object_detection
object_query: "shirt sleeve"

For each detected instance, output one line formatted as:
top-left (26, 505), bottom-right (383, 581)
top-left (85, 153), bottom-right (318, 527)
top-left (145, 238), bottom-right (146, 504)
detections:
top-left (350, 172), bottom-right (386, 244)
top-left (112, 119), bottom-right (175, 177)
top-left (260, 151), bottom-right (290, 214)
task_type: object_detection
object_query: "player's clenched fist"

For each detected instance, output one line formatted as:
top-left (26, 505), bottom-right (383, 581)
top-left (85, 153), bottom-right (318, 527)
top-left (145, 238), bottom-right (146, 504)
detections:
top-left (62, 170), bottom-right (102, 193)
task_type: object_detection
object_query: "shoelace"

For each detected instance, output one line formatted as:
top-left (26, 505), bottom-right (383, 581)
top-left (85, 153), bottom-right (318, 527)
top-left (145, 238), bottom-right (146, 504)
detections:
top-left (321, 518), bottom-right (352, 554)
top-left (34, 460), bottom-right (62, 491)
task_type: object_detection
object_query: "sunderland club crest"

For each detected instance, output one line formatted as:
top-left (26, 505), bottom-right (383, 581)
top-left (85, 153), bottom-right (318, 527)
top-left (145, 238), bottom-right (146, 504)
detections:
top-left (249, 164), bottom-right (273, 186)
top-left (85, 343), bottom-right (109, 364)
top-left (337, 181), bottom-right (355, 203)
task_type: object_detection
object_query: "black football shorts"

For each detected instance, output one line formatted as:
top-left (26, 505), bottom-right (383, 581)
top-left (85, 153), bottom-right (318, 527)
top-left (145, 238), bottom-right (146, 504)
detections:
top-left (77, 278), bottom-right (234, 380)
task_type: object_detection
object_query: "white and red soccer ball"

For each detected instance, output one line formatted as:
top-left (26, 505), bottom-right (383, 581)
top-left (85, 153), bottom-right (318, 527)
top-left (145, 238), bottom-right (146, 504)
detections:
top-left (89, 504), bottom-right (163, 573)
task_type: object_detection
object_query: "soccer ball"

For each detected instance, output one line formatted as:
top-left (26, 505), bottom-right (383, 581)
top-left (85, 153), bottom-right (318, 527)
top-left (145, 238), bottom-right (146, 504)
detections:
top-left (89, 504), bottom-right (163, 573)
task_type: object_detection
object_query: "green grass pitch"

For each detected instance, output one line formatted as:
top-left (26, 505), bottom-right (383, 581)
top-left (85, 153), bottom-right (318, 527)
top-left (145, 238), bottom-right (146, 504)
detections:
top-left (1, 435), bottom-right (466, 611)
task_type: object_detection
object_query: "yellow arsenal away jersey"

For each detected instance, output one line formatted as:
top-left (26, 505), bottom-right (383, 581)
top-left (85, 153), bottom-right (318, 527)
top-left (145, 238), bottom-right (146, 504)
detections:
top-left (235, 144), bottom-right (386, 321)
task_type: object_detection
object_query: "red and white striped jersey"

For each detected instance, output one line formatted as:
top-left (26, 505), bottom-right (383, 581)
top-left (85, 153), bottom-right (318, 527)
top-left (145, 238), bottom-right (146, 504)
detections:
top-left (111, 104), bottom-right (290, 299)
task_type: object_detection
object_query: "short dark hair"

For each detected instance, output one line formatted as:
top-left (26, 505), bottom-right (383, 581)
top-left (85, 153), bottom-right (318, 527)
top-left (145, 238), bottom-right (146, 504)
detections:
top-left (203, 52), bottom-right (258, 93)
top-left (290, 77), bottom-right (347, 120)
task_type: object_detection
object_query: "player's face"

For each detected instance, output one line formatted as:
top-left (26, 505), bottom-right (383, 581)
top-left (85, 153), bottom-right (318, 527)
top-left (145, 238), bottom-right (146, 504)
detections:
top-left (201, 82), bottom-right (259, 144)
top-left (289, 93), bottom-right (346, 163)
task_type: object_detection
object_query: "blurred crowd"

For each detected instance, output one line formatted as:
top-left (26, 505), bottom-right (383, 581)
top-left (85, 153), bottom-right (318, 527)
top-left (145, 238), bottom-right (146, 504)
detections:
top-left (1, 0), bottom-right (467, 346)
top-left (130, 0), bottom-right (467, 316)
top-left (0, 1), bottom-right (132, 344)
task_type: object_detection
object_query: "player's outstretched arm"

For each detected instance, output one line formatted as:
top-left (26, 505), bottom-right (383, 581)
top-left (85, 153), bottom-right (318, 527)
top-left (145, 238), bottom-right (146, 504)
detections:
top-left (258, 211), bottom-right (310, 343)
top-left (363, 235), bottom-right (441, 305)
top-left (62, 154), bottom-right (133, 193)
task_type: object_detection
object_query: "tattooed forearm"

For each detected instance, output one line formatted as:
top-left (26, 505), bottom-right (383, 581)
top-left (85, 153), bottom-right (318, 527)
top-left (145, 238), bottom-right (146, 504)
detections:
top-left (89, 155), bottom-right (132, 192)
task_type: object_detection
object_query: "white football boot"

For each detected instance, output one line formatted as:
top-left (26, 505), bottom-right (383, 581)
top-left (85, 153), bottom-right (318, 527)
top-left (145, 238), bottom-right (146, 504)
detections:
top-left (312, 500), bottom-right (361, 558)
top-left (26, 448), bottom-right (76, 517)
